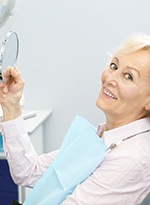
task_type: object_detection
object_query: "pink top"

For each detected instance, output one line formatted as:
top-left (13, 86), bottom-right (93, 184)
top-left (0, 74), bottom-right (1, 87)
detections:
top-left (1, 115), bottom-right (150, 204)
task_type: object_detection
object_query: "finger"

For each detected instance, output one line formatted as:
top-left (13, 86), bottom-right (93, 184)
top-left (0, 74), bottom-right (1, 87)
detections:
top-left (0, 81), bottom-right (7, 91)
top-left (11, 67), bottom-right (23, 85)
top-left (10, 67), bottom-right (24, 86)
top-left (2, 66), bottom-right (13, 82)
top-left (2, 85), bottom-right (8, 93)
top-left (0, 81), bottom-right (4, 87)
top-left (3, 66), bottom-right (24, 87)
top-left (0, 83), bottom-right (7, 98)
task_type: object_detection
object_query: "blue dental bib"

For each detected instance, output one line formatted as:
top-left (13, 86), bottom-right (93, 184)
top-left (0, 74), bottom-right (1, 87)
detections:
top-left (23, 115), bottom-right (107, 205)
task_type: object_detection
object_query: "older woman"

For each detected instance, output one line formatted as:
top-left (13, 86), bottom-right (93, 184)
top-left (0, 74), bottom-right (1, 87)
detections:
top-left (0, 33), bottom-right (150, 205)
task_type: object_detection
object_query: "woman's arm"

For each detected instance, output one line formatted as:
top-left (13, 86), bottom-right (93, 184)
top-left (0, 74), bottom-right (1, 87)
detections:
top-left (1, 115), bottom-right (59, 187)
top-left (0, 67), bottom-right (59, 187)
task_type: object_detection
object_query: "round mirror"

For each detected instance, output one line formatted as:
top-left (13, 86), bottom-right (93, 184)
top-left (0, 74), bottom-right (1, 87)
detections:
top-left (0, 31), bottom-right (19, 81)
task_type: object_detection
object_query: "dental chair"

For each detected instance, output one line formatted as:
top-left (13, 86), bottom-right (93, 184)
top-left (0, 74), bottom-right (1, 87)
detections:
top-left (141, 192), bottom-right (150, 205)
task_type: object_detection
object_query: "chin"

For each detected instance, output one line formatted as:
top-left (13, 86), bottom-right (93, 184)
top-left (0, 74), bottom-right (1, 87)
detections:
top-left (96, 97), bottom-right (113, 114)
top-left (96, 98), bottom-right (105, 110)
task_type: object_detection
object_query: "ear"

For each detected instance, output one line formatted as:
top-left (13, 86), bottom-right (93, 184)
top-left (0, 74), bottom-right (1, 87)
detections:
top-left (145, 99), bottom-right (150, 111)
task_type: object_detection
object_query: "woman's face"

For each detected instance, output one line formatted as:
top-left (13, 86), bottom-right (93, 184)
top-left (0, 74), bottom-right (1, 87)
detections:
top-left (96, 49), bottom-right (150, 122)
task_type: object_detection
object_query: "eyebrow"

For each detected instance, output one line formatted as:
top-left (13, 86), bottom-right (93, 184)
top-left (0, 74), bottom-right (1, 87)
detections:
top-left (126, 66), bottom-right (140, 77)
top-left (113, 57), bottom-right (140, 77)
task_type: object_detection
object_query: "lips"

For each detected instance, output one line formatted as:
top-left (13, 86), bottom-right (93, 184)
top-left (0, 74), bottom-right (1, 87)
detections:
top-left (103, 87), bottom-right (117, 99)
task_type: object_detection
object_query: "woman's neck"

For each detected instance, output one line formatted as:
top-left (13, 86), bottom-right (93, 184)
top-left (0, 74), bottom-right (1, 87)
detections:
top-left (104, 112), bottom-right (147, 131)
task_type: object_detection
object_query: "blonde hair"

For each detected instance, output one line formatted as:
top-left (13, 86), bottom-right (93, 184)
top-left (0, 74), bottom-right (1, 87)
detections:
top-left (112, 33), bottom-right (150, 57)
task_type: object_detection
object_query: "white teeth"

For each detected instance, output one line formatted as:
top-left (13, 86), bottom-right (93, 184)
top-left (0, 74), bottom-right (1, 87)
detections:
top-left (104, 88), bottom-right (117, 99)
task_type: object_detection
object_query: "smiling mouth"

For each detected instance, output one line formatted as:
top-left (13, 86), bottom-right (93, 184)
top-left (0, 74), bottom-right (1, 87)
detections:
top-left (103, 87), bottom-right (117, 99)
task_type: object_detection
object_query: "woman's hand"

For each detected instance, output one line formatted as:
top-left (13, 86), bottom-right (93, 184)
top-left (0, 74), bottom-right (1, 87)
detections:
top-left (0, 66), bottom-right (25, 121)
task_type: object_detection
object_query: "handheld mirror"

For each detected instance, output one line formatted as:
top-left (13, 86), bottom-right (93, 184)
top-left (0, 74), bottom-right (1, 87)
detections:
top-left (0, 31), bottom-right (19, 81)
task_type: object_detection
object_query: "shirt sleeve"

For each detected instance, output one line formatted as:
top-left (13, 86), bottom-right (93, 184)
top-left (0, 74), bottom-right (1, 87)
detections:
top-left (0, 115), bottom-right (59, 188)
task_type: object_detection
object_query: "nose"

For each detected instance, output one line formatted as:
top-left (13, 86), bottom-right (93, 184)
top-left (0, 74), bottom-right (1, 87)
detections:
top-left (101, 70), bottom-right (119, 87)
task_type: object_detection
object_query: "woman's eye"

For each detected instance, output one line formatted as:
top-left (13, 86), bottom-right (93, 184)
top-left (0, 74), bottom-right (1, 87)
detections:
top-left (124, 73), bottom-right (133, 81)
top-left (110, 63), bottom-right (118, 70)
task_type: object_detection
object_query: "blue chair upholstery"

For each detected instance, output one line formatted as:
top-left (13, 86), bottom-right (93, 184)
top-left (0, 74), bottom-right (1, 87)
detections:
top-left (141, 192), bottom-right (150, 205)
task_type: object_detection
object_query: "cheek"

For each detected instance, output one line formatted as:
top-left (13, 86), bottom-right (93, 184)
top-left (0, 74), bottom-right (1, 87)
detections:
top-left (120, 86), bottom-right (138, 101)
top-left (101, 70), bottom-right (107, 83)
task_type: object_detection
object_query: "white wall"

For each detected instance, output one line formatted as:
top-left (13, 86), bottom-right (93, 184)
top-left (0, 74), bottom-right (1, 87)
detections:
top-left (11, 0), bottom-right (150, 152)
